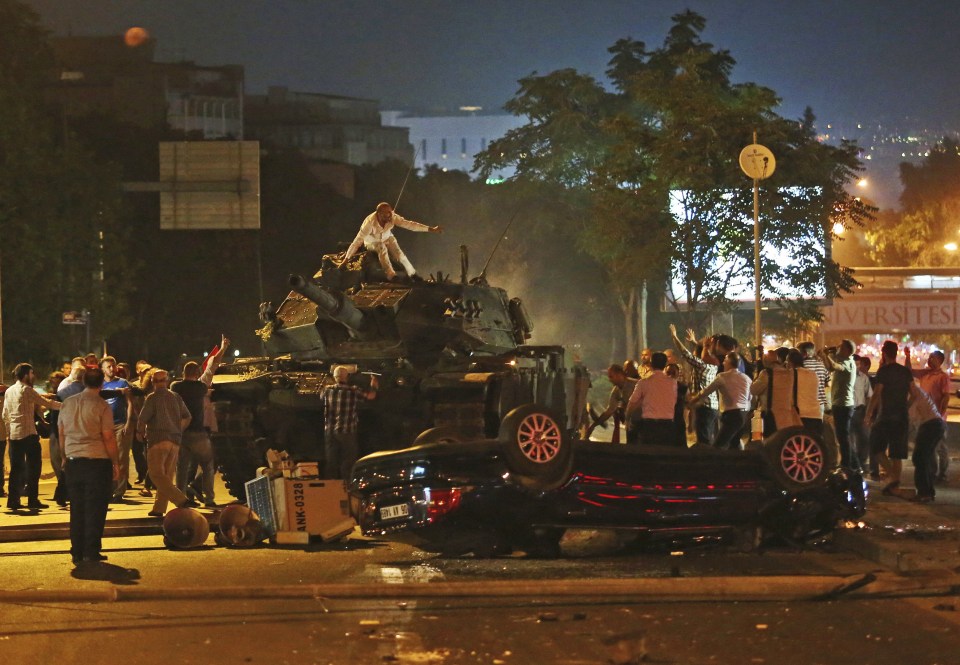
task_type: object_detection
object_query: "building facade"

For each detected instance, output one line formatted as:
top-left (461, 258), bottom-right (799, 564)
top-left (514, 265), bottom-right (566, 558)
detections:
top-left (245, 86), bottom-right (412, 166)
top-left (49, 36), bottom-right (244, 139)
top-left (381, 111), bottom-right (524, 181)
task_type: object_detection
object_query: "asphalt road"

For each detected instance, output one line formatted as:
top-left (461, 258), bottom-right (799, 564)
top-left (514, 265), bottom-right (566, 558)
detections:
top-left (1, 531), bottom-right (959, 665)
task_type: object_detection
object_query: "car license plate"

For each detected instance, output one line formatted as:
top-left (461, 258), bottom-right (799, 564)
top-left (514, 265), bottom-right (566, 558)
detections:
top-left (379, 503), bottom-right (409, 521)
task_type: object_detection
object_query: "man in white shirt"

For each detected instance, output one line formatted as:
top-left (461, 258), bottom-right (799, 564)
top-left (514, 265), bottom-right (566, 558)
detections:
top-left (2, 363), bottom-right (61, 510)
top-left (341, 202), bottom-right (442, 281)
top-left (850, 355), bottom-right (874, 476)
top-left (694, 352), bottom-right (752, 450)
top-left (625, 352), bottom-right (678, 445)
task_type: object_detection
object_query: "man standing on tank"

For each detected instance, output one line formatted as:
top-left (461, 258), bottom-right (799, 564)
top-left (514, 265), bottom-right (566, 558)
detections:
top-left (341, 202), bottom-right (443, 281)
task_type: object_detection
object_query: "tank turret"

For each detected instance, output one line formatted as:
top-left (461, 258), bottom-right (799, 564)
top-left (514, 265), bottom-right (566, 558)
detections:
top-left (288, 274), bottom-right (371, 340)
top-left (210, 245), bottom-right (589, 500)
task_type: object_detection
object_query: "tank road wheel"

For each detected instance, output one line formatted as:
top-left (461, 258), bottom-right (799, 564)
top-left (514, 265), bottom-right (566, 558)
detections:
top-left (499, 404), bottom-right (573, 491)
top-left (764, 426), bottom-right (837, 492)
top-left (213, 435), bottom-right (272, 502)
top-left (413, 425), bottom-right (465, 446)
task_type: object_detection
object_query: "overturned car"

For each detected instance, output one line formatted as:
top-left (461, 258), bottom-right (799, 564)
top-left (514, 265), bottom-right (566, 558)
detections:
top-left (348, 420), bottom-right (867, 557)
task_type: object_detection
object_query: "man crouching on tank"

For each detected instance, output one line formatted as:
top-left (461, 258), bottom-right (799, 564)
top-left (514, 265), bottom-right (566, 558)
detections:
top-left (322, 366), bottom-right (378, 479)
top-left (340, 202), bottom-right (442, 282)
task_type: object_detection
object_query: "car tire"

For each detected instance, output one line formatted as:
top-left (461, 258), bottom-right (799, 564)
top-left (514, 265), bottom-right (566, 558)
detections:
top-left (763, 426), bottom-right (837, 492)
top-left (413, 425), bottom-right (464, 446)
top-left (499, 404), bottom-right (573, 491)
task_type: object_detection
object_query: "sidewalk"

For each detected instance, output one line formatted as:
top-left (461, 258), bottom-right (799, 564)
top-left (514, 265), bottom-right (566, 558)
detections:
top-left (0, 455), bottom-right (225, 540)
top-left (2, 450), bottom-right (959, 573)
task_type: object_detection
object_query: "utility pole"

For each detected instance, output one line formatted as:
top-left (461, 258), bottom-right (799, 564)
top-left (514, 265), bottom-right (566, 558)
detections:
top-left (739, 134), bottom-right (776, 353)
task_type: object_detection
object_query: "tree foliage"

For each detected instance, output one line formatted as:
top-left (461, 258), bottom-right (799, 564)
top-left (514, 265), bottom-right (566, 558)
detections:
top-left (867, 138), bottom-right (960, 266)
top-left (477, 10), bottom-right (868, 353)
top-left (0, 1), bottom-right (135, 371)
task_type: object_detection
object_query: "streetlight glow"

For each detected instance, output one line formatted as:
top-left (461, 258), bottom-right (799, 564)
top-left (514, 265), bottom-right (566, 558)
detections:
top-left (832, 222), bottom-right (845, 235)
top-left (944, 242), bottom-right (958, 251)
top-left (857, 178), bottom-right (868, 188)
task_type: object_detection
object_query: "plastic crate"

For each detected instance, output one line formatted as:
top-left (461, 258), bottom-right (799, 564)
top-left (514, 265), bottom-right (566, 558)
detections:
top-left (244, 475), bottom-right (278, 537)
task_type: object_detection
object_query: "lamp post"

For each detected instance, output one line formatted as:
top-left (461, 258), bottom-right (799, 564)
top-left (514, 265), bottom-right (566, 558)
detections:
top-left (738, 134), bottom-right (776, 353)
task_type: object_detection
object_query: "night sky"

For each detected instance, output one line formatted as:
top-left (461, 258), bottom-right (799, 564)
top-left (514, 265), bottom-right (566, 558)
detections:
top-left (21, 0), bottom-right (960, 128)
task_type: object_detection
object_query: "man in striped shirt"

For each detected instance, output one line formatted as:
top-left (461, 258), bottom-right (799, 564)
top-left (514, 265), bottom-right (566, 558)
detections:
top-left (670, 325), bottom-right (719, 447)
top-left (798, 341), bottom-right (829, 416)
top-left (322, 366), bottom-right (378, 479)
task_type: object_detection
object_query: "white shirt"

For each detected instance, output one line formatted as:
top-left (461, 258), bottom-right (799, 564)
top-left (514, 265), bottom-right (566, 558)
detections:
top-left (2, 381), bottom-right (60, 440)
top-left (59, 391), bottom-right (114, 459)
top-left (853, 370), bottom-right (873, 408)
top-left (344, 211), bottom-right (430, 259)
top-left (700, 369), bottom-right (752, 412)
top-left (626, 371), bottom-right (677, 420)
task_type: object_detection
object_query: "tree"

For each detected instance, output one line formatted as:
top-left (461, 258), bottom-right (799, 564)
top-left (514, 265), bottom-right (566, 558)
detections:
top-left (867, 138), bottom-right (960, 266)
top-left (478, 11), bottom-right (867, 356)
top-left (0, 0), bottom-right (136, 369)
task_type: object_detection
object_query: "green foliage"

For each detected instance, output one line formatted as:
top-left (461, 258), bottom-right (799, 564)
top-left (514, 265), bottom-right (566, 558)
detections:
top-left (0, 2), bottom-right (135, 369)
top-left (477, 10), bottom-right (867, 338)
top-left (867, 138), bottom-right (960, 266)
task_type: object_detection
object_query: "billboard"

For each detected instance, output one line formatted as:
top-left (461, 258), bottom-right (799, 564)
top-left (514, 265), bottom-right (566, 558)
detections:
top-left (159, 141), bottom-right (260, 230)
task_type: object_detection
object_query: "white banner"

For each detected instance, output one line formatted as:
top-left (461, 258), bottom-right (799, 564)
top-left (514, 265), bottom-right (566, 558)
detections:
top-left (821, 295), bottom-right (960, 332)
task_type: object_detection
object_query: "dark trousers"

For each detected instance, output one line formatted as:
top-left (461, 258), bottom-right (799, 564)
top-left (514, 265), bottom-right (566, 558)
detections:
top-left (7, 435), bottom-right (41, 507)
top-left (694, 406), bottom-right (719, 447)
top-left (324, 430), bottom-right (359, 480)
top-left (132, 436), bottom-right (149, 482)
top-left (832, 405), bottom-right (854, 469)
top-left (638, 419), bottom-right (676, 445)
top-left (65, 458), bottom-right (113, 560)
top-left (850, 405), bottom-right (873, 474)
top-left (715, 410), bottom-right (748, 450)
top-left (913, 419), bottom-right (946, 499)
top-left (802, 418), bottom-right (824, 439)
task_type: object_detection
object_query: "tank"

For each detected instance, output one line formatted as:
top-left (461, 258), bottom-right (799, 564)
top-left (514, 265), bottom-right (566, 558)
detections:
top-left (210, 246), bottom-right (590, 500)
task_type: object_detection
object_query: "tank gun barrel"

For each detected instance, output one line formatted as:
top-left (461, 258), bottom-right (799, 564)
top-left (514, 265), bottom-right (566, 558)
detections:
top-left (288, 274), bottom-right (370, 339)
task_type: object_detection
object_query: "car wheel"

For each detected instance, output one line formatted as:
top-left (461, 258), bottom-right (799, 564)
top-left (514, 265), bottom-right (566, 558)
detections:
top-left (764, 426), bottom-right (837, 492)
top-left (413, 425), bottom-right (464, 446)
top-left (499, 404), bottom-right (573, 491)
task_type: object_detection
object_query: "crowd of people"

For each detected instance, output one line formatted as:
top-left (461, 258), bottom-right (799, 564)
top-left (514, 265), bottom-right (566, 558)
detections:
top-left (588, 328), bottom-right (953, 503)
top-left (0, 337), bottom-right (229, 563)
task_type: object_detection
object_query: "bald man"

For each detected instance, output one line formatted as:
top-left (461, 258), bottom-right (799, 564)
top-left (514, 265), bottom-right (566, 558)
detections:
top-left (341, 202), bottom-right (442, 281)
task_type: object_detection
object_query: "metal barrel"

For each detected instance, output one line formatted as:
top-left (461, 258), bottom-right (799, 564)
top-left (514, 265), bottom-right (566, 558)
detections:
top-left (288, 274), bottom-right (369, 338)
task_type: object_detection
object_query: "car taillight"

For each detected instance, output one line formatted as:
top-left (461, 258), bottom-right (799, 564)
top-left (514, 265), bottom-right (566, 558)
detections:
top-left (425, 488), bottom-right (462, 522)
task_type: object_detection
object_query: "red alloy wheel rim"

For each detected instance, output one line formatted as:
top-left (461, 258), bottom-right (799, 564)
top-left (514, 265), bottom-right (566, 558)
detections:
top-left (780, 433), bottom-right (824, 483)
top-left (516, 413), bottom-right (562, 463)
